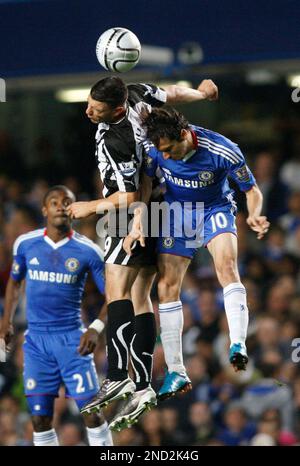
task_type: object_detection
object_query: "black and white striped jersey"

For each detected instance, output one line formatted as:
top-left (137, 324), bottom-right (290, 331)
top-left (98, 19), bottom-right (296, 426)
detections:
top-left (95, 83), bottom-right (166, 198)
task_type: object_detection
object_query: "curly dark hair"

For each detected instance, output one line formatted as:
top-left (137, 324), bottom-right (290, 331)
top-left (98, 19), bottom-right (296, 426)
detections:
top-left (142, 107), bottom-right (189, 146)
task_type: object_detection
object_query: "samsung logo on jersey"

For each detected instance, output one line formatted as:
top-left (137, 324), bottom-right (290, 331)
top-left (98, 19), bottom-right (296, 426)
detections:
top-left (28, 269), bottom-right (78, 284)
top-left (163, 172), bottom-right (214, 188)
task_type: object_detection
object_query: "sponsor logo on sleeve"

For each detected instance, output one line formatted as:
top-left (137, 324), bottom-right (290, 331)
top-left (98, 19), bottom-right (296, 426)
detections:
top-left (234, 165), bottom-right (250, 182)
top-left (12, 260), bottom-right (20, 274)
top-left (118, 161), bottom-right (137, 177)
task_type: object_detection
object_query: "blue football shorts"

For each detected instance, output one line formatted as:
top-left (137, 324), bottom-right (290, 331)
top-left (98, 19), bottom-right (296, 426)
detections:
top-left (158, 203), bottom-right (237, 259)
top-left (23, 328), bottom-right (99, 416)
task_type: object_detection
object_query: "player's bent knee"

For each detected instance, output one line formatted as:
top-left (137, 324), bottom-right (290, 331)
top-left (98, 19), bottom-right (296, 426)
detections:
top-left (133, 297), bottom-right (153, 315)
top-left (215, 259), bottom-right (239, 285)
top-left (106, 291), bottom-right (130, 304)
top-left (157, 278), bottom-right (181, 302)
top-left (31, 415), bottom-right (53, 432)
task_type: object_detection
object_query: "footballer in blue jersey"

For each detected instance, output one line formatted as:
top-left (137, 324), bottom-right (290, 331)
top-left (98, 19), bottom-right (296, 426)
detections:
top-left (125, 107), bottom-right (270, 380)
top-left (0, 185), bottom-right (113, 446)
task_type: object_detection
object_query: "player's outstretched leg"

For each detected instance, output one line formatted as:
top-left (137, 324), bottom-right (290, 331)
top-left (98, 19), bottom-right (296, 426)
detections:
top-left (81, 296), bottom-right (137, 414)
top-left (207, 233), bottom-right (249, 372)
top-left (223, 281), bottom-right (249, 372)
top-left (157, 300), bottom-right (192, 401)
top-left (109, 386), bottom-right (157, 432)
top-left (109, 268), bottom-right (158, 430)
top-left (156, 254), bottom-right (192, 401)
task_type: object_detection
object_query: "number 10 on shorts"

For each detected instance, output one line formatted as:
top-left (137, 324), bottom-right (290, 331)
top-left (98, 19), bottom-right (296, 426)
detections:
top-left (210, 212), bottom-right (228, 233)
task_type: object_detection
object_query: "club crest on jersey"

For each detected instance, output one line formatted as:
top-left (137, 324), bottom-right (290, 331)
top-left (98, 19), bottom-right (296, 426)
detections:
top-left (162, 237), bottom-right (175, 249)
top-left (65, 258), bottom-right (80, 272)
top-left (198, 171), bottom-right (214, 181)
top-left (12, 260), bottom-right (20, 274)
top-left (26, 378), bottom-right (36, 390)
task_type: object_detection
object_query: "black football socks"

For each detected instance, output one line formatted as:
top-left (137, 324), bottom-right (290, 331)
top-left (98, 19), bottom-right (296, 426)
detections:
top-left (130, 312), bottom-right (157, 391)
top-left (106, 300), bottom-right (135, 381)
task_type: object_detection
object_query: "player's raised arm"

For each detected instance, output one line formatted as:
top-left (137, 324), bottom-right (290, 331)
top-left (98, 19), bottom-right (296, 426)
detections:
top-left (245, 184), bottom-right (270, 239)
top-left (165, 79), bottom-right (218, 104)
top-left (226, 144), bottom-right (270, 240)
top-left (0, 277), bottom-right (23, 350)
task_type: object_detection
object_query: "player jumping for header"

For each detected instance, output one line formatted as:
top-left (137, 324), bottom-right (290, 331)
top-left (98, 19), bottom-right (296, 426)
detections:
top-left (0, 185), bottom-right (113, 447)
top-left (67, 77), bottom-right (218, 425)
top-left (124, 107), bottom-right (270, 380)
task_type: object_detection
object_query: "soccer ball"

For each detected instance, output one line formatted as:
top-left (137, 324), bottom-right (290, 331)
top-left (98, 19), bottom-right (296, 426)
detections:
top-left (96, 27), bottom-right (141, 73)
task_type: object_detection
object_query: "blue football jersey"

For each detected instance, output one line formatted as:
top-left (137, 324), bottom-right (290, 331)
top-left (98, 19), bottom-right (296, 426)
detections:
top-left (11, 229), bottom-right (104, 331)
top-left (143, 125), bottom-right (256, 207)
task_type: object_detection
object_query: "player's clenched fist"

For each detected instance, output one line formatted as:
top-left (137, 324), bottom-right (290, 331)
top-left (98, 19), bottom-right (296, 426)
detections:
top-left (78, 329), bottom-right (99, 356)
top-left (197, 79), bottom-right (218, 101)
top-left (247, 215), bottom-right (270, 240)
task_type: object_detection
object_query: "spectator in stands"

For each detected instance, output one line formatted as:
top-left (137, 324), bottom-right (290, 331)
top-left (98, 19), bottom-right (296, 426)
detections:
top-left (216, 403), bottom-right (256, 446)
top-left (253, 152), bottom-right (289, 220)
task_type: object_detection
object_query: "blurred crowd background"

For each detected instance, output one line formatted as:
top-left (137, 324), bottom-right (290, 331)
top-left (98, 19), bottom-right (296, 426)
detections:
top-left (1, 116), bottom-right (300, 446)
top-left (1, 0), bottom-right (300, 448)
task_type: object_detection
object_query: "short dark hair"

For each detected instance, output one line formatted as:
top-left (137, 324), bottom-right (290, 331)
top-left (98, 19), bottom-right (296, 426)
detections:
top-left (143, 107), bottom-right (189, 146)
top-left (43, 185), bottom-right (75, 206)
top-left (90, 76), bottom-right (128, 108)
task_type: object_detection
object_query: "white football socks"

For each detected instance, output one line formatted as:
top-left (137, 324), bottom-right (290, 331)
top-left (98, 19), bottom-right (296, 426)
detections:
top-left (159, 301), bottom-right (185, 374)
top-left (223, 282), bottom-right (249, 347)
top-left (86, 422), bottom-right (113, 446)
top-left (33, 428), bottom-right (59, 446)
